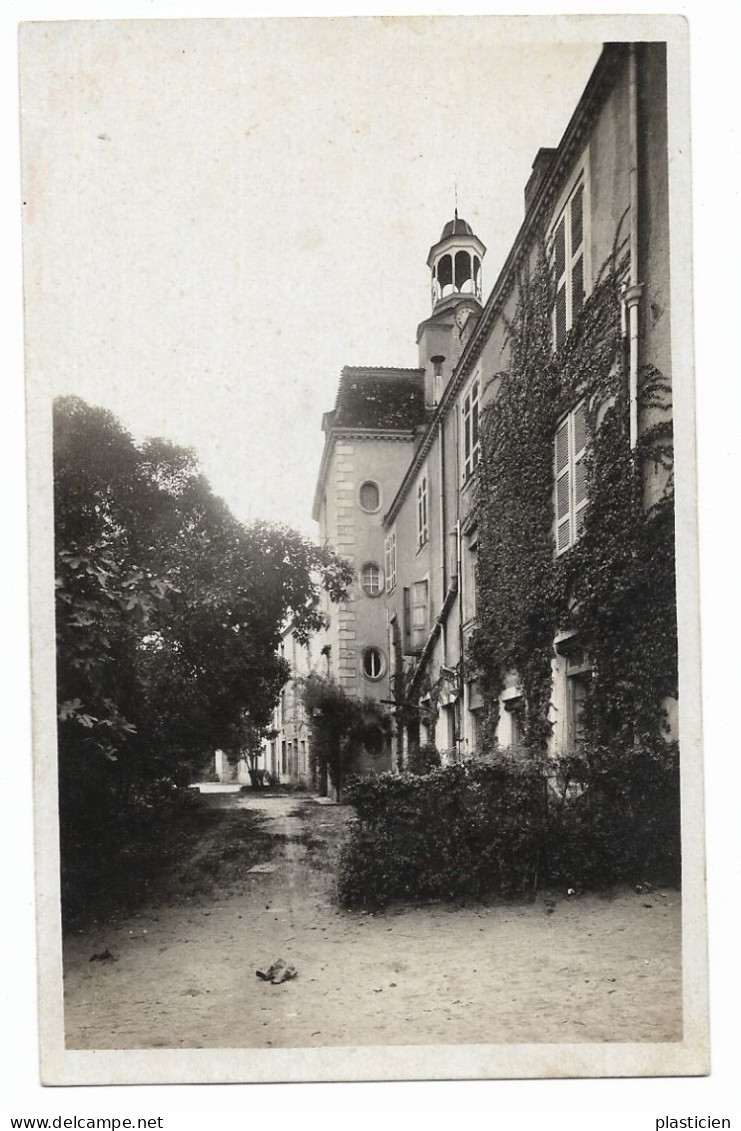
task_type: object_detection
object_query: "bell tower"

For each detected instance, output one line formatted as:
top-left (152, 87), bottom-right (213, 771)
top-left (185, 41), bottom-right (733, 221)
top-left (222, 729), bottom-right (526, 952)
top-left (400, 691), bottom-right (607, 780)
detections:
top-left (418, 211), bottom-right (486, 407)
top-left (428, 209), bottom-right (486, 314)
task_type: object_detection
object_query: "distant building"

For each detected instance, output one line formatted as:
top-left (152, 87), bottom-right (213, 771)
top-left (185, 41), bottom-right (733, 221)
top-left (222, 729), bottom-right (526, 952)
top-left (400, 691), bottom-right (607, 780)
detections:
top-left (260, 629), bottom-right (317, 787)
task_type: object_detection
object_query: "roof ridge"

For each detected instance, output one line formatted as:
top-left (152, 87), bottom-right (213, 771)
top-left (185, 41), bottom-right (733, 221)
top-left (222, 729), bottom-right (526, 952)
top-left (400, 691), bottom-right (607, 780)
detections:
top-left (340, 365), bottom-right (424, 375)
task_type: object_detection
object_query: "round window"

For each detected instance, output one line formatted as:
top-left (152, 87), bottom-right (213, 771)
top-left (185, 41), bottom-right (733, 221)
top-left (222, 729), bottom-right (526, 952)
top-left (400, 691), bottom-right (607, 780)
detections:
top-left (360, 562), bottom-right (383, 597)
top-left (359, 480), bottom-right (380, 512)
top-left (363, 724), bottom-right (385, 757)
top-left (362, 647), bottom-right (384, 681)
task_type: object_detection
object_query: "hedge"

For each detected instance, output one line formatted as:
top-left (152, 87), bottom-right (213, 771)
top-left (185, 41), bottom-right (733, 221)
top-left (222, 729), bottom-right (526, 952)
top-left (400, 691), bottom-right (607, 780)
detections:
top-left (337, 744), bottom-right (680, 908)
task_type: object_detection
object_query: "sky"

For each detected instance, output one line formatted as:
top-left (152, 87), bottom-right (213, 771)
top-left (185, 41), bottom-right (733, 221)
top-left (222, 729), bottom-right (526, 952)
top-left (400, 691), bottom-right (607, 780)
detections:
top-left (22, 19), bottom-right (601, 536)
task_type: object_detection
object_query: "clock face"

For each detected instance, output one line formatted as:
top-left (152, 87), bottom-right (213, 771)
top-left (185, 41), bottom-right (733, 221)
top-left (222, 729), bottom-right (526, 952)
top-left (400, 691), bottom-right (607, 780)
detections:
top-left (455, 306), bottom-right (471, 330)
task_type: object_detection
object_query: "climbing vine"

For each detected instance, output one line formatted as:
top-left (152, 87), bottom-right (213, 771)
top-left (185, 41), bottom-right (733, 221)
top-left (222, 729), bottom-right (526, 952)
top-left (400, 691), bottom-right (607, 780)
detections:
top-left (470, 241), bottom-right (677, 756)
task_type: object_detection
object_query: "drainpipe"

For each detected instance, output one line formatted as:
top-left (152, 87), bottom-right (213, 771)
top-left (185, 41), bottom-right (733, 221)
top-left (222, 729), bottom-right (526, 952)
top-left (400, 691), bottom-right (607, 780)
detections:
top-left (626, 43), bottom-right (644, 451)
top-left (437, 420), bottom-right (448, 706)
top-left (438, 407), bottom-right (447, 597)
top-left (456, 517), bottom-right (465, 758)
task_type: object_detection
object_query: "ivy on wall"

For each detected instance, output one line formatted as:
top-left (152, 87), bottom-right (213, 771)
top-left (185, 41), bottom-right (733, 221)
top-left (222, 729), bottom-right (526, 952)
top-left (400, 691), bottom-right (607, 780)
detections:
top-left (470, 242), bottom-right (677, 756)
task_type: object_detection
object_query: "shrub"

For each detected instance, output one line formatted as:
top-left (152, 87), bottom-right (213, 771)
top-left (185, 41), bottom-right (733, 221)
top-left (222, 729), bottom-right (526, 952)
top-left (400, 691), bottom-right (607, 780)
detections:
top-left (545, 742), bottom-right (681, 888)
top-left (337, 742), bottom-right (680, 908)
top-left (407, 742), bottom-right (442, 775)
top-left (338, 753), bottom-right (545, 907)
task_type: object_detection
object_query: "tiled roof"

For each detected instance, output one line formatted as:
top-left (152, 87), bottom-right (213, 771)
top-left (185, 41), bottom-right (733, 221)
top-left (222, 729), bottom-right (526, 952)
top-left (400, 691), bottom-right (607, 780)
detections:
top-left (332, 366), bottom-right (426, 431)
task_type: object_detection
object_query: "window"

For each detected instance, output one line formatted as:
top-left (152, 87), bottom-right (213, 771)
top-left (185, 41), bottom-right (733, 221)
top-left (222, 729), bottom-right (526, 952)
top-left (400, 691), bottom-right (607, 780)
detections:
top-left (510, 704), bottom-right (526, 748)
top-left (462, 374), bottom-right (481, 481)
top-left (503, 693), bottom-right (526, 748)
top-left (417, 475), bottom-right (429, 549)
top-left (358, 480), bottom-right (380, 512)
top-left (566, 649), bottom-right (592, 751)
top-left (360, 562), bottom-right (383, 597)
top-left (363, 724), bottom-right (385, 757)
top-left (552, 175), bottom-right (587, 350)
top-left (384, 530), bottom-right (396, 591)
top-left (555, 401), bottom-right (588, 555)
top-left (362, 647), bottom-right (384, 681)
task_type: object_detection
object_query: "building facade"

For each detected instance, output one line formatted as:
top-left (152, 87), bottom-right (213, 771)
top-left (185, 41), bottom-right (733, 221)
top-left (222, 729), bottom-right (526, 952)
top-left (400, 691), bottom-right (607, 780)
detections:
top-left (277, 41), bottom-right (676, 782)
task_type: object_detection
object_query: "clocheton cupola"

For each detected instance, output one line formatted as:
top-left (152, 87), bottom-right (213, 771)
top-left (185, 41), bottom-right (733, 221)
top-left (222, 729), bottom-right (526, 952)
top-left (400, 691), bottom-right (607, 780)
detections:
top-left (417, 210), bottom-right (486, 407)
top-left (428, 210), bottom-right (486, 313)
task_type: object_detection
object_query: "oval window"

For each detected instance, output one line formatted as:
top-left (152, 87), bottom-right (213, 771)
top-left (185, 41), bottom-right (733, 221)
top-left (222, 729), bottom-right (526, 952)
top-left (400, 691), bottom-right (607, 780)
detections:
top-left (363, 724), bottom-right (385, 757)
top-left (361, 562), bottom-right (383, 597)
top-left (362, 647), bottom-right (384, 681)
top-left (359, 480), bottom-right (380, 512)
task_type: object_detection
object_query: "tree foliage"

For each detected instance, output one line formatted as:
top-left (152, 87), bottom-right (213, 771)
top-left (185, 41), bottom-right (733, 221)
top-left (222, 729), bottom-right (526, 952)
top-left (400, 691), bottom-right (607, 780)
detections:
top-left (54, 396), bottom-right (352, 913)
top-left (299, 673), bottom-right (390, 798)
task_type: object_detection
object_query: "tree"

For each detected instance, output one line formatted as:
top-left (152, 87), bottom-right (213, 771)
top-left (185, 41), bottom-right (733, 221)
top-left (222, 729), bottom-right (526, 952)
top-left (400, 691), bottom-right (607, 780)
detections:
top-left (300, 674), bottom-right (390, 799)
top-left (54, 396), bottom-right (352, 896)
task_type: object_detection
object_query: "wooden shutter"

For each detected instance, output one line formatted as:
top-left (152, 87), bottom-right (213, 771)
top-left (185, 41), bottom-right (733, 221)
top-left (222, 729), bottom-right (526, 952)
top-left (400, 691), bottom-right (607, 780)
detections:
top-left (403, 587), bottom-right (412, 654)
top-left (554, 215), bottom-right (566, 279)
top-left (449, 528), bottom-right (459, 581)
top-left (385, 534), bottom-right (396, 591)
top-left (471, 380), bottom-right (480, 470)
top-left (571, 184), bottom-right (584, 251)
top-left (554, 216), bottom-right (567, 349)
top-left (571, 184), bottom-right (585, 319)
top-left (462, 391), bottom-right (472, 477)
top-left (573, 402), bottom-right (588, 536)
top-left (411, 580), bottom-right (429, 652)
top-left (555, 417), bottom-right (571, 553)
top-left (417, 477), bottom-right (428, 547)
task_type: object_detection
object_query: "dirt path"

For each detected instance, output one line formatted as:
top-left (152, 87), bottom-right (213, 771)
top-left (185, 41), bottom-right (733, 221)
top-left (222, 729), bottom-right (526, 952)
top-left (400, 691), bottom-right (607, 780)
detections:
top-left (63, 791), bottom-right (683, 1049)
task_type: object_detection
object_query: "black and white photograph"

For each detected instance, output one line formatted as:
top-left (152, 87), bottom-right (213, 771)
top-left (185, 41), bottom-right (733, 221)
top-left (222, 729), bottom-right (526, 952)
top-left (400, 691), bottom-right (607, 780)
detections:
top-left (19, 13), bottom-right (710, 1087)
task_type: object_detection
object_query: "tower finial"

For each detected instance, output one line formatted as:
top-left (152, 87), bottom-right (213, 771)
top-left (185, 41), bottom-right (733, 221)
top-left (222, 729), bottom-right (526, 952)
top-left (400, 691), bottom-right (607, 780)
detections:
top-left (454, 181), bottom-right (458, 222)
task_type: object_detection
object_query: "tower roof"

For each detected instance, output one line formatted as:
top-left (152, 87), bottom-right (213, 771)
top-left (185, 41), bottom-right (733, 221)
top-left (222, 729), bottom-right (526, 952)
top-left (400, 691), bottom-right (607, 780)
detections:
top-left (427, 210), bottom-right (486, 269)
top-left (332, 367), bottom-right (426, 431)
top-left (439, 214), bottom-right (475, 241)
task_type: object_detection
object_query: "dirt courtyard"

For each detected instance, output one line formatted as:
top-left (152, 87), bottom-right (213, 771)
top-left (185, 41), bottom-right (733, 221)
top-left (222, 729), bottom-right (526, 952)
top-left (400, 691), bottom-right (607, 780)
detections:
top-left (63, 790), bottom-right (683, 1049)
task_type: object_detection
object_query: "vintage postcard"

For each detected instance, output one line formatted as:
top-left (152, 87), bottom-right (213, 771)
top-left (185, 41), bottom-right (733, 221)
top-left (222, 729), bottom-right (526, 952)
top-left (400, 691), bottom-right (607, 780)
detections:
top-left (21, 14), bottom-right (708, 1084)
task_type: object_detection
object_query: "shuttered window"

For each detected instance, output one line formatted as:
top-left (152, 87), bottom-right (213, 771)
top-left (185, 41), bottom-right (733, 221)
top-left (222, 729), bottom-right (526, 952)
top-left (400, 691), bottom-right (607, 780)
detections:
top-left (552, 178), bottom-right (587, 350)
top-left (554, 401), bottom-right (588, 555)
